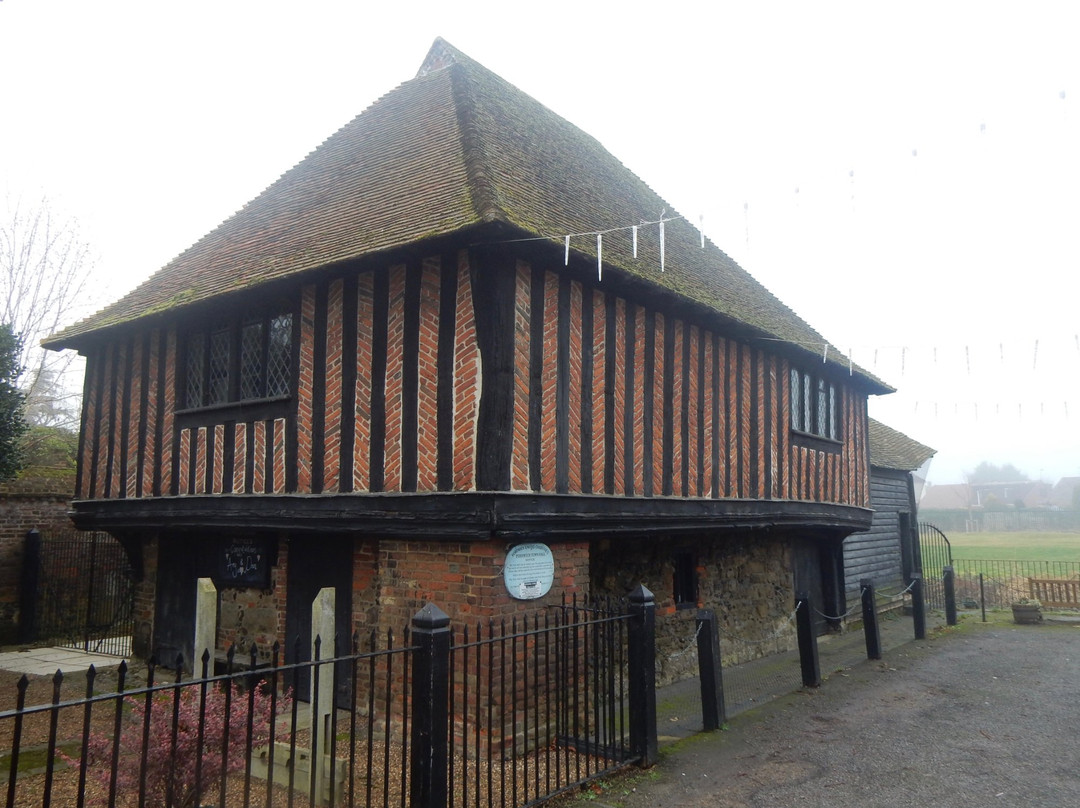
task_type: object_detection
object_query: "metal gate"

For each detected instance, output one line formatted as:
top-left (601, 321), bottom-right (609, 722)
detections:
top-left (918, 522), bottom-right (952, 610)
top-left (28, 529), bottom-right (136, 656)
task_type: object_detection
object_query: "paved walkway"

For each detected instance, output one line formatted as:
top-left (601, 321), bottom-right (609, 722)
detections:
top-left (657, 608), bottom-right (946, 742)
top-left (577, 612), bottom-right (1080, 808)
top-left (0, 646), bottom-right (127, 676)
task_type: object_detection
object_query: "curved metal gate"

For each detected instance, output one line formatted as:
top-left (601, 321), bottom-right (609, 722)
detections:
top-left (27, 529), bottom-right (136, 656)
top-left (918, 522), bottom-right (952, 610)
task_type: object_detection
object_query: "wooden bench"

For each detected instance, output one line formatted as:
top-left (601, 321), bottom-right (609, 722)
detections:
top-left (1028, 578), bottom-right (1080, 608)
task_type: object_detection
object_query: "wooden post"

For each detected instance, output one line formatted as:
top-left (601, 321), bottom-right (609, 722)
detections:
top-left (795, 593), bottom-right (820, 687)
top-left (696, 609), bottom-right (725, 730)
top-left (911, 573), bottom-right (926, 640)
top-left (943, 565), bottom-right (958, 626)
top-left (627, 584), bottom-right (658, 766)
top-left (860, 580), bottom-right (881, 660)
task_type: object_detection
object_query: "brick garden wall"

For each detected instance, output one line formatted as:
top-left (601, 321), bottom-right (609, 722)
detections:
top-left (0, 475), bottom-right (75, 645)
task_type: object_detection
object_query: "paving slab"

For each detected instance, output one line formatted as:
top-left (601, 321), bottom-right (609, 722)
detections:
top-left (0, 647), bottom-right (127, 676)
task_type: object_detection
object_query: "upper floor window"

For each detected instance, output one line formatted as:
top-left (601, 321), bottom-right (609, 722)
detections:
top-left (184, 312), bottom-right (293, 410)
top-left (790, 368), bottom-right (839, 441)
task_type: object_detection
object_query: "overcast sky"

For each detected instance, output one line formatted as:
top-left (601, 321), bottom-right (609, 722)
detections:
top-left (2, 0), bottom-right (1078, 485)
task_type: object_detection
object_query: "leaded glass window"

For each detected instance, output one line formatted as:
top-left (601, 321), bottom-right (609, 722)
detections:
top-left (185, 333), bottom-right (205, 409)
top-left (208, 328), bottom-right (230, 405)
top-left (240, 321), bottom-right (263, 400)
top-left (182, 309), bottom-right (293, 409)
top-left (790, 367), bottom-right (840, 442)
top-left (266, 314), bottom-right (292, 398)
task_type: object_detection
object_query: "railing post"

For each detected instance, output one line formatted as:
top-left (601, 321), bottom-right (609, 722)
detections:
top-left (943, 565), bottom-right (958, 626)
top-left (627, 584), bottom-right (658, 767)
top-left (795, 593), bottom-right (820, 687)
top-left (910, 573), bottom-right (927, 640)
top-left (696, 609), bottom-right (726, 731)
top-left (979, 573), bottom-right (987, 622)
top-left (18, 529), bottom-right (42, 644)
top-left (410, 602), bottom-right (451, 808)
top-left (860, 580), bottom-right (881, 660)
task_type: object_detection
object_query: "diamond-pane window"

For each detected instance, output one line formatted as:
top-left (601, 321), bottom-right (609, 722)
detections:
top-left (240, 322), bottom-right (263, 400)
top-left (182, 309), bottom-right (292, 410)
top-left (790, 368), bottom-right (840, 442)
top-left (266, 314), bottom-right (292, 398)
top-left (208, 329), bottom-right (230, 405)
top-left (185, 333), bottom-right (205, 408)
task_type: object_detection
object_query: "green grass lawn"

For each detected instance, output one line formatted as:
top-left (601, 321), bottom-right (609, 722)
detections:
top-left (944, 531), bottom-right (1080, 563)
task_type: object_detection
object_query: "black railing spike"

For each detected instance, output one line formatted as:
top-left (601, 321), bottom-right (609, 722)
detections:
top-left (369, 627), bottom-right (377, 652)
top-left (249, 643), bottom-right (258, 668)
top-left (352, 629), bottom-right (360, 654)
top-left (175, 653), bottom-right (184, 676)
top-left (314, 634), bottom-right (322, 660)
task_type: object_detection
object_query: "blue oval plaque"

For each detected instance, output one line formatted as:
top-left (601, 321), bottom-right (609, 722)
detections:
top-left (503, 543), bottom-right (555, 600)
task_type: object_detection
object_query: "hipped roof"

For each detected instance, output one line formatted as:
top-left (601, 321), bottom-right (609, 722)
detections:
top-left (45, 39), bottom-right (891, 392)
top-left (868, 418), bottom-right (935, 472)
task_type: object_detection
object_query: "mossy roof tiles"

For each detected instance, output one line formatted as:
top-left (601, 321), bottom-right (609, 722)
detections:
top-left (868, 418), bottom-right (935, 472)
top-left (45, 39), bottom-right (891, 392)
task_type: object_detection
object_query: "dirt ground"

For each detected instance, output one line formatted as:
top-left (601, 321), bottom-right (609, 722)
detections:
top-left (571, 617), bottom-right (1080, 808)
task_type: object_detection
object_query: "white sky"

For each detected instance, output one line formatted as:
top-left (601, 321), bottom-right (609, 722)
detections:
top-left (2, 0), bottom-right (1078, 485)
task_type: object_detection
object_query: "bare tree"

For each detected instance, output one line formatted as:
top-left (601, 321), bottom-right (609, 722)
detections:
top-left (0, 196), bottom-right (96, 428)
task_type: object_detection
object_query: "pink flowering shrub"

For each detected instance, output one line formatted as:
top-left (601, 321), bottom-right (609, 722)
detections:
top-left (67, 680), bottom-right (291, 808)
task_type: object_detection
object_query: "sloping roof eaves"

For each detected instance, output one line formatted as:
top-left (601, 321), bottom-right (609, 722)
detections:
top-left (46, 66), bottom-right (480, 347)
top-left (45, 39), bottom-right (892, 394)
top-left (868, 418), bottom-right (936, 472)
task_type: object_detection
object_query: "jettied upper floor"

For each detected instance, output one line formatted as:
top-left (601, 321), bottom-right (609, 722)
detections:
top-left (45, 38), bottom-right (893, 543)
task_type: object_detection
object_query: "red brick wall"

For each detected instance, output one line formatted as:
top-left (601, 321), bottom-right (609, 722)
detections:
top-left (452, 253), bottom-right (479, 491)
top-left (0, 478), bottom-right (74, 643)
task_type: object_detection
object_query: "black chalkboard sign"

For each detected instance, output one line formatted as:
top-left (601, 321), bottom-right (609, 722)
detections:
top-left (220, 538), bottom-right (271, 588)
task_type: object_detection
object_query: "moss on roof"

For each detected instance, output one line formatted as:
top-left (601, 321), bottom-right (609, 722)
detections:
top-left (45, 38), bottom-right (891, 392)
top-left (868, 418), bottom-right (935, 472)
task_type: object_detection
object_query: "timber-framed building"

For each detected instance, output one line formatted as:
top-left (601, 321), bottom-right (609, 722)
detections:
top-left (46, 39), bottom-right (893, 671)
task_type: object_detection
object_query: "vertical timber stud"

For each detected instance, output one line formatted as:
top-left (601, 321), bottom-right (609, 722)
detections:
top-left (910, 573), bottom-right (927, 640)
top-left (795, 593), bottom-right (820, 687)
top-left (471, 246), bottom-right (517, 491)
top-left (943, 565), bottom-right (958, 626)
top-left (18, 530), bottom-right (42, 644)
top-left (627, 585), bottom-right (658, 767)
top-left (410, 603), bottom-right (451, 808)
top-left (860, 580), bottom-right (881, 660)
top-left (696, 609), bottom-right (726, 731)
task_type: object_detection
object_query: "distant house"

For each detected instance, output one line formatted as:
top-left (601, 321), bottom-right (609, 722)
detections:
top-left (44, 39), bottom-right (893, 671)
top-left (1050, 477), bottom-right (1080, 509)
top-left (842, 419), bottom-right (934, 607)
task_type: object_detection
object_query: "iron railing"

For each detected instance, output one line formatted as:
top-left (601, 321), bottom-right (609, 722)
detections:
top-left (2, 593), bottom-right (655, 808)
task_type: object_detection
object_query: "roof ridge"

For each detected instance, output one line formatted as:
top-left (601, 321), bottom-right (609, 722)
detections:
top-left (446, 58), bottom-right (507, 224)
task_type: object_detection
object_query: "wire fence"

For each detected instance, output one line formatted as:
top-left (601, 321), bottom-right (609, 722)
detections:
top-left (943, 559), bottom-right (1080, 611)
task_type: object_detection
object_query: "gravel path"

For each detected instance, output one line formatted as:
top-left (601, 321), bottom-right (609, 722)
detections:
top-left (578, 619), bottom-right (1080, 808)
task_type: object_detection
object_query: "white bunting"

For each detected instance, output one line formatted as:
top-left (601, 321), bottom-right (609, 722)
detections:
top-left (597, 233), bottom-right (603, 281)
top-left (565, 235), bottom-right (570, 266)
top-left (659, 220), bottom-right (665, 272)
top-left (632, 225), bottom-right (638, 258)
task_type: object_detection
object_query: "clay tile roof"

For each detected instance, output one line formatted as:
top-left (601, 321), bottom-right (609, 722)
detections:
top-left (868, 418), bottom-right (936, 472)
top-left (44, 39), bottom-right (891, 393)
